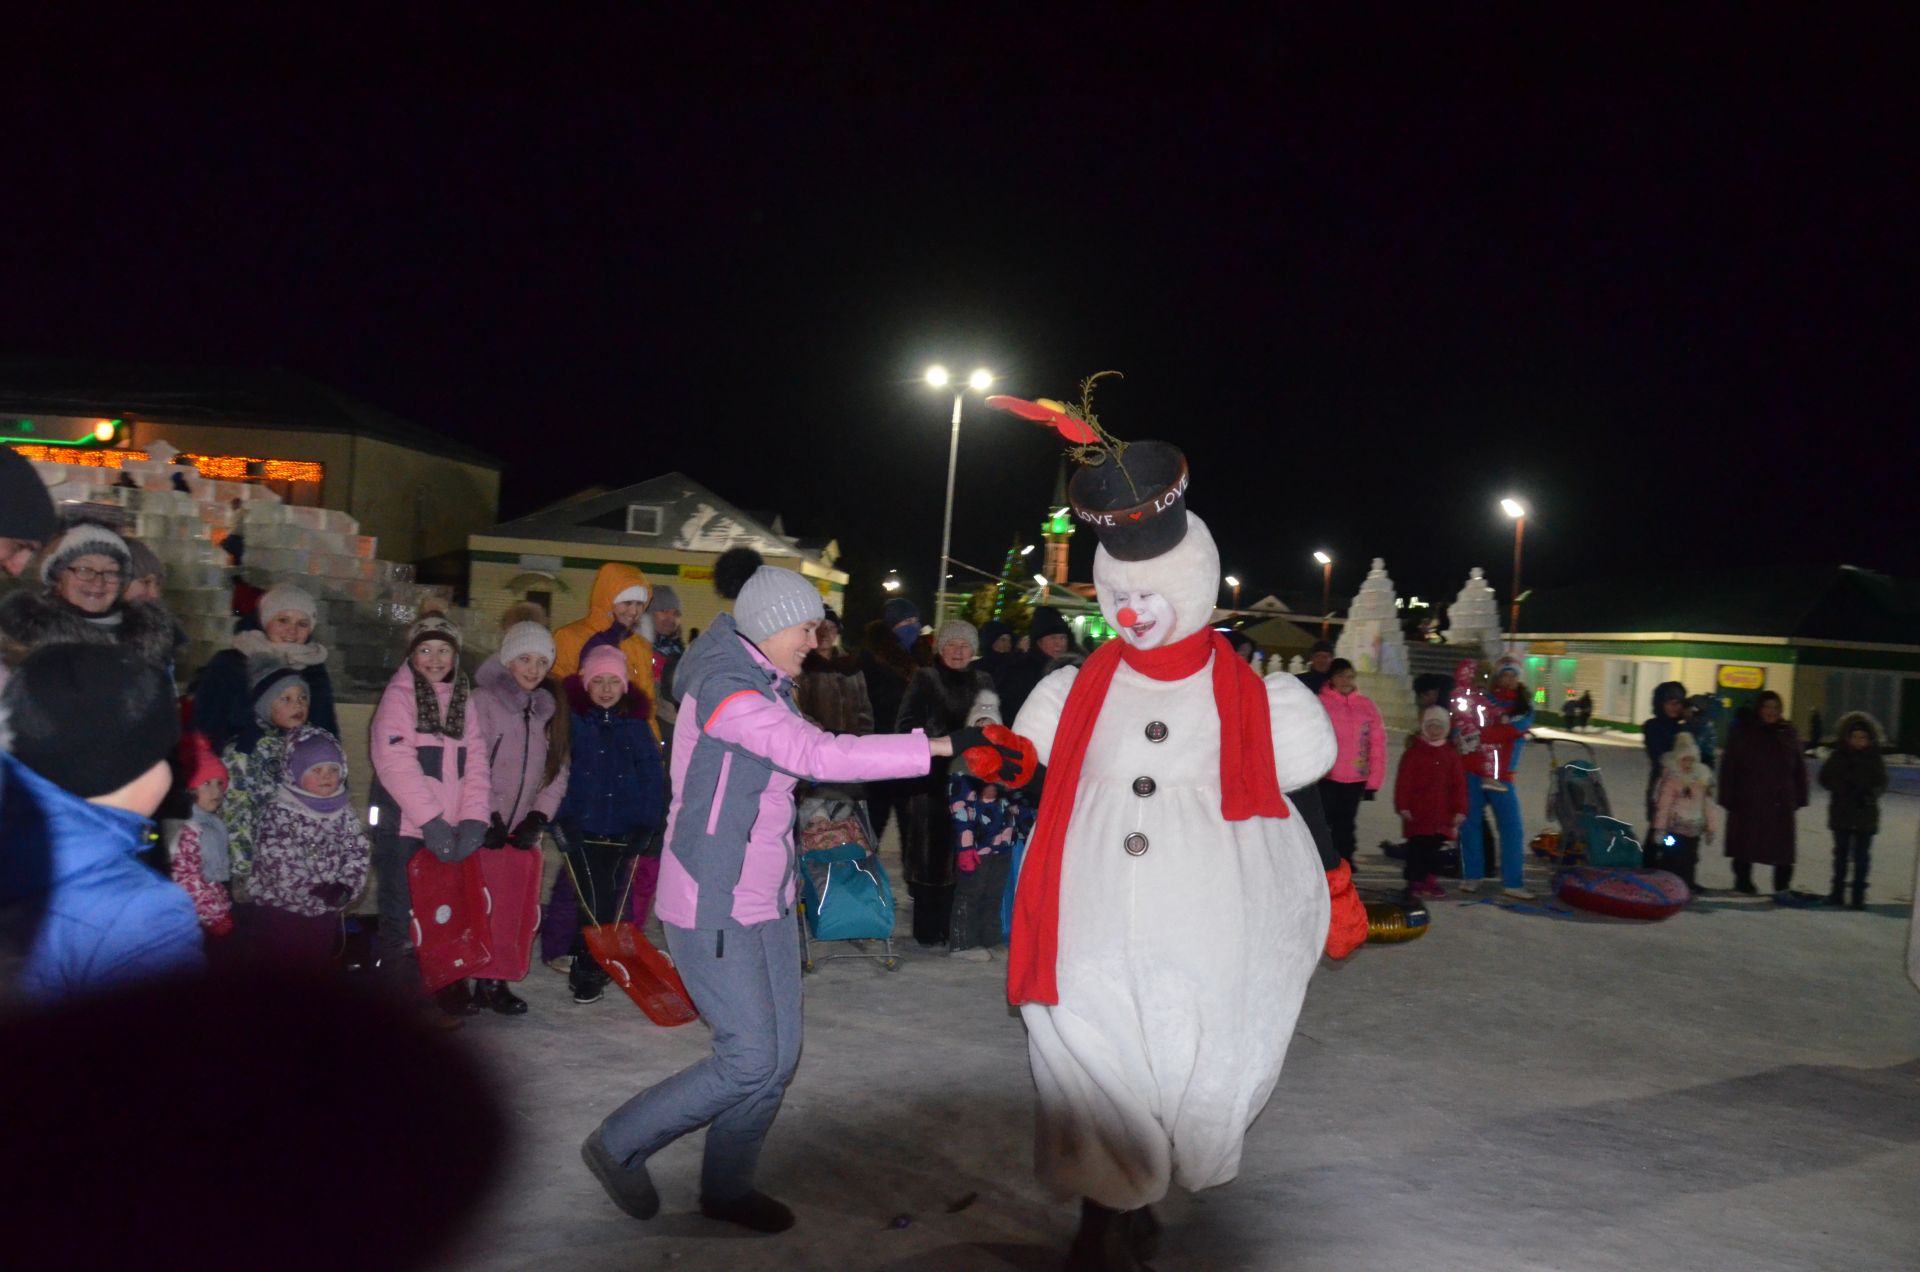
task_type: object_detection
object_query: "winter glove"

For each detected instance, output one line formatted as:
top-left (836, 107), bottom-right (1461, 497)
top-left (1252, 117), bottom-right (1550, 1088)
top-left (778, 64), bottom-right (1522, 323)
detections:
top-left (1361, 790), bottom-right (1377, 802)
top-left (310, 881), bottom-right (351, 909)
top-left (483, 813), bottom-right (511, 850)
top-left (509, 811), bottom-right (547, 849)
top-left (955, 848), bottom-right (981, 873)
top-left (454, 819), bottom-right (490, 859)
top-left (1324, 860), bottom-right (1367, 960)
top-left (952, 724), bottom-right (1040, 789)
top-left (420, 816), bottom-right (458, 862)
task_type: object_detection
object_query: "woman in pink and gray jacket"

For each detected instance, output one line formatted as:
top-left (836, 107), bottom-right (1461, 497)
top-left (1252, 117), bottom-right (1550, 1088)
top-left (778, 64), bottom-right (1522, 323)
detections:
top-left (579, 563), bottom-right (1005, 1237)
top-left (1316, 657), bottom-right (1388, 867)
top-left (368, 612), bottom-right (493, 1022)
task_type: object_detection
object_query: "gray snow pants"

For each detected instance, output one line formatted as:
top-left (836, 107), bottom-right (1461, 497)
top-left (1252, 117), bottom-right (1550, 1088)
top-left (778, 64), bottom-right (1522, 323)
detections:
top-left (598, 916), bottom-right (802, 1201)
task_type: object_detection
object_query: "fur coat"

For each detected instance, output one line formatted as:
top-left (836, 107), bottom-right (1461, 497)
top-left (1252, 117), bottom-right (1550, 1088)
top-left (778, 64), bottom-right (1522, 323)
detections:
top-left (895, 663), bottom-right (1001, 888)
top-left (0, 590), bottom-right (177, 675)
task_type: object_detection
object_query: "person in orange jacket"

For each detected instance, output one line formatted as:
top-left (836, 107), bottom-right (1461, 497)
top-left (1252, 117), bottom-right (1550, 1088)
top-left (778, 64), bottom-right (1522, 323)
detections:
top-left (553, 562), bottom-right (660, 741)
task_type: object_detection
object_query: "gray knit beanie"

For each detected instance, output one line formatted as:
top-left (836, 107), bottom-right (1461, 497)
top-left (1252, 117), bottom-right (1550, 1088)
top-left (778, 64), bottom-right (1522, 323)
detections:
top-left (934, 619), bottom-right (979, 656)
top-left (39, 522), bottom-right (132, 586)
top-left (733, 567), bottom-right (825, 642)
top-left (646, 585), bottom-right (681, 614)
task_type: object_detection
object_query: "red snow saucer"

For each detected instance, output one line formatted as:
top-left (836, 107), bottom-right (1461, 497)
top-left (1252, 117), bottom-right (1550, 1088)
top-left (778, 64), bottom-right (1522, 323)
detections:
top-left (1552, 866), bottom-right (1690, 920)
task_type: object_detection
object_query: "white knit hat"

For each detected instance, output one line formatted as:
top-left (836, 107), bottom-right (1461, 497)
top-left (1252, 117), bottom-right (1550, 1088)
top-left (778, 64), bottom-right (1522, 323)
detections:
top-left (498, 621), bottom-right (556, 667)
top-left (934, 619), bottom-right (979, 655)
top-left (733, 566), bottom-right (825, 642)
top-left (256, 584), bottom-right (317, 629)
top-left (612, 583), bottom-right (652, 607)
top-left (39, 522), bottom-right (131, 585)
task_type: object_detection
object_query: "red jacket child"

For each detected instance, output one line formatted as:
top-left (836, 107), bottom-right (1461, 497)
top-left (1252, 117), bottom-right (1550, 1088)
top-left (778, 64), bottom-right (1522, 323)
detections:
top-left (1395, 707), bottom-right (1469, 838)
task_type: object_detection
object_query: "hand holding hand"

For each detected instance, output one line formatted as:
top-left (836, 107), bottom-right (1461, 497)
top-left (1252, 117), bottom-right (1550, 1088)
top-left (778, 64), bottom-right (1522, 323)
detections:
top-left (952, 724), bottom-right (1040, 789)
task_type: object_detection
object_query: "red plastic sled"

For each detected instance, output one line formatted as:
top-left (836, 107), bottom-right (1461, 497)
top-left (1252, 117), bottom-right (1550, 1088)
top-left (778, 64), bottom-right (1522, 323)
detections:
top-left (407, 850), bottom-right (495, 992)
top-left (473, 846), bottom-right (543, 981)
top-left (585, 922), bottom-right (699, 1026)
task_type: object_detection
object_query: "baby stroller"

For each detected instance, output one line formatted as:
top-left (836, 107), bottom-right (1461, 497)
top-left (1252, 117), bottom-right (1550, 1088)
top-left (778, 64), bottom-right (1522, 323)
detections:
top-left (1541, 739), bottom-right (1641, 867)
top-left (794, 786), bottom-right (899, 972)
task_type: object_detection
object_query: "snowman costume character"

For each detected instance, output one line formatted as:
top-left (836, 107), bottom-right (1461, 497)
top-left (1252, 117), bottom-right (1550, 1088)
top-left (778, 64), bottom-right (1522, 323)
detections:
top-left (984, 434), bottom-right (1365, 1266)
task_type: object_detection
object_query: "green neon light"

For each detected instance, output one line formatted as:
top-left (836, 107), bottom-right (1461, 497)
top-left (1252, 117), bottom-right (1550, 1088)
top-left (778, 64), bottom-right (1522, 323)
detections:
top-left (1, 434), bottom-right (103, 447)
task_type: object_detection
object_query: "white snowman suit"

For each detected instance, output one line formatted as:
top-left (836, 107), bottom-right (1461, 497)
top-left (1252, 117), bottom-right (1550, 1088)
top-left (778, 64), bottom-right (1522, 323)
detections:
top-left (1011, 511), bottom-right (1336, 1210)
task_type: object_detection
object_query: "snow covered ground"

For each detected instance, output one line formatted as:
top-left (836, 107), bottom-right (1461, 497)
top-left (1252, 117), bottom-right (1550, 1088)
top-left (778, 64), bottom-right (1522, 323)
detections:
top-left (434, 745), bottom-right (1920, 1271)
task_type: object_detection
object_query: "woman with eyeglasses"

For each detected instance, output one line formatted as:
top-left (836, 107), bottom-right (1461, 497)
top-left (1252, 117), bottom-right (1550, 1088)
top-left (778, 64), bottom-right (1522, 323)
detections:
top-left (0, 522), bottom-right (178, 693)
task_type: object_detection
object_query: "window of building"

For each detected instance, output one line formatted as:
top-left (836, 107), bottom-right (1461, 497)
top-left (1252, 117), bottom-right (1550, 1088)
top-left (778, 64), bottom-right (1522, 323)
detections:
top-left (626, 504), bottom-right (663, 535)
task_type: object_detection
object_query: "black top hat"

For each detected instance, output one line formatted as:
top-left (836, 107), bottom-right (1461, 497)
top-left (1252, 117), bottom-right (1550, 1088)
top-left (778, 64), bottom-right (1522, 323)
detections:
top-left (1066, 440), bottom-right (1190, 561)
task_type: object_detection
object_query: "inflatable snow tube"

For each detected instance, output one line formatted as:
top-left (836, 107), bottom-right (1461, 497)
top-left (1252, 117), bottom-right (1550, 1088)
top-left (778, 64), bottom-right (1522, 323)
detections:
top-left (1364, 900), bottom-right (1431, 944)
top-left (1552, 866), bottom-right (1689, 921)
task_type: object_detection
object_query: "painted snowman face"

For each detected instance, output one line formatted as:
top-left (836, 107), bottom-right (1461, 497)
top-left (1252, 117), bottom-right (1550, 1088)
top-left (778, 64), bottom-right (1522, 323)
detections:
top-left (1107, 588), bottom-right (1177, 648)
top-left (1093, 512), bottom-right (1221, 651)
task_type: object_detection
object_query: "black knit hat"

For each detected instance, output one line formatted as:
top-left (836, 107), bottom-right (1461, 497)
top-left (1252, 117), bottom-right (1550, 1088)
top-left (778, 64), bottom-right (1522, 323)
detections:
top-left (1029, 606), bottom-right (1073, 642)
top-left (0, 447), bottom-right (58, 545)
top-left (2, 643), bottom-right (179, 798)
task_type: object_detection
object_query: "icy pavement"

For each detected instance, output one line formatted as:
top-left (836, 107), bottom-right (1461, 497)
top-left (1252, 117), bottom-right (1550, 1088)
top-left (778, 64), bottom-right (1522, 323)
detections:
top-left (433, 750), bottom-right (1920, 1272)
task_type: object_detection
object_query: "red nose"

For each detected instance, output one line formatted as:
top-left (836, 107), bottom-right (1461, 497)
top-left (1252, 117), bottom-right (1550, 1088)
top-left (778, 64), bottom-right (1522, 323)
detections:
top-left (1117, 607), bottom-right (1139, 627)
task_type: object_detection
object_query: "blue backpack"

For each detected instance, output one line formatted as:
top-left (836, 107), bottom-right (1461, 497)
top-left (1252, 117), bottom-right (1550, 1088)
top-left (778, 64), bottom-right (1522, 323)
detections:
top-left (797, 843), bottom-right (896, 942)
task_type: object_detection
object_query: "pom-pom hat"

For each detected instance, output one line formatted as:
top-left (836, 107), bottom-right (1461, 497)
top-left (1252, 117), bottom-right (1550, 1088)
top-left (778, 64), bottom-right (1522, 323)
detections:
top-left (733, 567), bottom-right (825, 643)
top-left (407, 612), bottom-right (462, 655)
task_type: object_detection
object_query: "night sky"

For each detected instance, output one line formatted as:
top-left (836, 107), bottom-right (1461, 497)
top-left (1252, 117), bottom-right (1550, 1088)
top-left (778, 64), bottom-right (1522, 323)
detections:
top-left (6, 9), bottom-right (1914, 625)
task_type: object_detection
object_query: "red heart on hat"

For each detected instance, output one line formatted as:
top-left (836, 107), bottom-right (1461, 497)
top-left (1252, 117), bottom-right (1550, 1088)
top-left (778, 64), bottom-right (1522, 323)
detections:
top-left (1129, 511), bottom-right (1143, 521)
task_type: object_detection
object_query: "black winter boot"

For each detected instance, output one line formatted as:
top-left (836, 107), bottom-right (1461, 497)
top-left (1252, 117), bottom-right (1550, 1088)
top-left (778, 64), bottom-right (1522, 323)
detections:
top-left (477, 978), bottom-right (529, 1015)
top-left (434, 980), bottom-right (479, 1016)
top-left (1065, 1198), bottom-right (1153, 1271)
top-left (1849, 883), bottom-right (1867, 911)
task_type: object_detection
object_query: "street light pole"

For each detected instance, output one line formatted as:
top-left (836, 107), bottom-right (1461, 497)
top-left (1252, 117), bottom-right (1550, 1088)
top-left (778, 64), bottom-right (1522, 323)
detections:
top-left (1314, 551), bottom-right (1333, 639)
top-left (1501, 497), bottom-right (1526, 642)
top-left (1224, 574), bottom-right (1241, 611)
top-left (935, 388), bottom-right (963, 628)
top-left (926, 365), bottom-right (994, 629)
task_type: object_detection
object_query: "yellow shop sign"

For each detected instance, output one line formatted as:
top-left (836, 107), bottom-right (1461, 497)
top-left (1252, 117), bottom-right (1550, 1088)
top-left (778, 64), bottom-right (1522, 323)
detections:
top-left (1717, 665), bottom-right (1765, 690)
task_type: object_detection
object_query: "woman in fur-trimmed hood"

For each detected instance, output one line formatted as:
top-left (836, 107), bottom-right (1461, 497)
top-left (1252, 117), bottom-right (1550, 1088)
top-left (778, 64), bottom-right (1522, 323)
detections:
top-left (0, 523), bottom-right (177, 688)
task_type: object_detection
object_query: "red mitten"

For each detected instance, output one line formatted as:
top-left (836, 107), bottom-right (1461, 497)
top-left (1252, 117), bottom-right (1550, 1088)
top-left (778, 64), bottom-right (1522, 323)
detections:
top-left (207, 912), bottom-right (235, 940)
top-left (962, 724), bottom-right (1039, 789)
top-left (1324, 861), bottom-right (1367, 960)
top-left (955, 848), bottom-right (980, 873)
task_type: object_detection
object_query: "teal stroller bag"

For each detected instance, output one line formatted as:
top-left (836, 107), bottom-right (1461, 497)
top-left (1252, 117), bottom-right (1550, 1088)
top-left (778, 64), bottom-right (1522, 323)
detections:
top-left (798, 843), bottom-right (896, 942)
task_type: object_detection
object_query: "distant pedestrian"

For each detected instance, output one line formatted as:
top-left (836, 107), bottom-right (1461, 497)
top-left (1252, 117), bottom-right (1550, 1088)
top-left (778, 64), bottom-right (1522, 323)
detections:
top-left (1718, 690), bottom-right (1807, 899)
top-left (1394, 706), bottom-right (1467, 897)
top-left (795, 606), bottom-right (873, 735)
top-left (1649, 731), bottom-right (1714, 893)
top-left (644, 586), bottom-right (687, 746)
top-left (1295, 639), bottom-right (1335, 695)
top-left (857, 601), bottom-right (921, 841)
top-left (1000, 605), bottom-right (1080, 727)
top-left (1316, 658), bottom-right (1386, 867)
top-left (1818, 712), bottom-right (1887, 909)
top-left (896, 619), bottom-right (1000, 945)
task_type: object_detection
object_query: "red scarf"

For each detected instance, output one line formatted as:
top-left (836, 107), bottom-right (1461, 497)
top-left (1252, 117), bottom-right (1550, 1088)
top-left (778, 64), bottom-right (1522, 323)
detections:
top-left (1007, 627), bottom-right (1288, 1006)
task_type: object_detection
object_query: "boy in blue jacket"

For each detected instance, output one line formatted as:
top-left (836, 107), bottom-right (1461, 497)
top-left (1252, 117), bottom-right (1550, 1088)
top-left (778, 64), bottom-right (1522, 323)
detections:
top-left (557, 644), bottom-right (665, 1003)
top-left (1, 644), bottom-right (204, 1001)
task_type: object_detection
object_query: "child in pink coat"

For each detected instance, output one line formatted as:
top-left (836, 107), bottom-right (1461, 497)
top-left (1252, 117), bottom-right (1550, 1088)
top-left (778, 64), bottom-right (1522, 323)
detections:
top-left (1316, 658), bottom-right (1387, 867)
top-left (368, 612), bottom-right (493, 1021)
